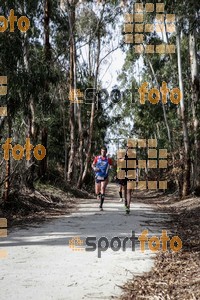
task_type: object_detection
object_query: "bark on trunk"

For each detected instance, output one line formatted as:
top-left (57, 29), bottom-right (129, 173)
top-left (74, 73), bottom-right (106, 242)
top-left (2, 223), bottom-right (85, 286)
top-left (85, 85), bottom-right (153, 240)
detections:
top-left (44, 0), bottom-right (51, 61)
top-left (81, 28), bottom-right (101, 185)
top-left (189, 29), bottom-right (200, 190)
top-left (4, 116), bottom-right (12, 201)
top-left (67, 0), bottom-right (76, 182)
top-left (39, 127), bottom-right (48, 178)
top-left (26, 97), bottom-right (36, 189)
top-left (176, 24), bottom-right (191, 197)
top-left (39, 0), bottom-right (51, 178)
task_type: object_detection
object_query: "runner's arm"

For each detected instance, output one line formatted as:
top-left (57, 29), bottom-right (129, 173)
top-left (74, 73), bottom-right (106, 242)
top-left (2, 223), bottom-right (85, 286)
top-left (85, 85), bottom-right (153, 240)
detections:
top-left (92, 157), bottom-right (100, 172)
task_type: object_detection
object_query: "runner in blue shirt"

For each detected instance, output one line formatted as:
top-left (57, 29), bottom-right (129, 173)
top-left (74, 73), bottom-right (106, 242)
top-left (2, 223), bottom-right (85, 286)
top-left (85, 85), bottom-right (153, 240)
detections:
top-left (92, 146), bottom-right (112, 211)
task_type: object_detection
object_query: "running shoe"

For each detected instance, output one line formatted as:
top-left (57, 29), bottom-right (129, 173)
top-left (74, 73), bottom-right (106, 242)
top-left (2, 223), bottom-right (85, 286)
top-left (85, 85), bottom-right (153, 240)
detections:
top-left (125, 206), bottom-right (130, 214)
top-left (119, 198), bottom-right (123, 202)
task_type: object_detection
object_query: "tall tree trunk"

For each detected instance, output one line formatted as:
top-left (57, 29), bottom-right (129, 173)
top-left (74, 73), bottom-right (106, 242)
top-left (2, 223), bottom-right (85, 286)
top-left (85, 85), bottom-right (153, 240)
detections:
top-left (26, 97), bottom-right (36, 189)
top-left (81, 27), bottom-right (101, 185)
top-left (189, 29), bottom-right (200, 191)
top-left (146, 58), bottom-right (172, 144)
top-left (77, 106), bottom-right (84, 188)
top-left (22, 27), bottom-right (35, 189)
top-left (39, 0), bottom-right (51, 178)
top-left (146, 57), bottom-right (181, 194)
top-left (80, 2), bottom-right (107, 186)
top-left (44, 0), bottom-right (51, 61)
top-left (4, 116), bottom-right (12, 201)
top-left (176, 24), bottom-right (191, 197)
top-left (60, 87), bottom-right (68, 181)
top-left (67, 0), bottom-right (76, 182)
top-left (39, 128), bottom-right (48, 178)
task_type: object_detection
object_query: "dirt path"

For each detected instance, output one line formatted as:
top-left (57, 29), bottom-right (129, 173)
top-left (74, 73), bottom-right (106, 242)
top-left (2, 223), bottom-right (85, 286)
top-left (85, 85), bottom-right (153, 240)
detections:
top-left (0, 184), bottom-right (170, 300)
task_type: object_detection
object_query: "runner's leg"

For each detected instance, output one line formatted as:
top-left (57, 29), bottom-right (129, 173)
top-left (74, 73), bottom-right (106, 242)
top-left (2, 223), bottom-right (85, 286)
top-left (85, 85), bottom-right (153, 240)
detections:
top-left (101, 179), bottom-right (107, 195)
top-left (95, 181), bottom-right (101, 200)
top-left (123, 184), bottom-right (127, 205)
top-left (99, 180), bottom-right (107, 209)
top-left (119, 184), bottom-right (123, 202)
top-left (126, 188), bottom-right (132, 214)
top-left (105, 177), bottom-right (109, 189)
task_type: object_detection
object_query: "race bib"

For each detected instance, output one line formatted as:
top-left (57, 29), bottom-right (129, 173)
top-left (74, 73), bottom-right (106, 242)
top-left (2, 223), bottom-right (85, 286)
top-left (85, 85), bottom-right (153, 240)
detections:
top-left (96, 176), bottom-right (105, 180)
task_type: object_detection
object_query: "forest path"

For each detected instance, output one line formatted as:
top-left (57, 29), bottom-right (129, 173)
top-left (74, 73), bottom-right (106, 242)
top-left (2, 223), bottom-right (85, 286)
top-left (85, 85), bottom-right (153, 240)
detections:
top-left (0, 184), bottom-right (170, 300)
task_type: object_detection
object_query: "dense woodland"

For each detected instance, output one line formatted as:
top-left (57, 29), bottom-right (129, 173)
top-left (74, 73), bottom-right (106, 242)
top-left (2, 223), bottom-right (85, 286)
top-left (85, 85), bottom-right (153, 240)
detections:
top-left (0, 0), bottom-right (199, 203)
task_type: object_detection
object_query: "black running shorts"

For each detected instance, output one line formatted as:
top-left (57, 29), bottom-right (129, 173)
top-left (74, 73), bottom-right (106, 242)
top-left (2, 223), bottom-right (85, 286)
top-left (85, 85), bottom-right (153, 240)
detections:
top-left (95, 175), bottom-right (108, 183)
